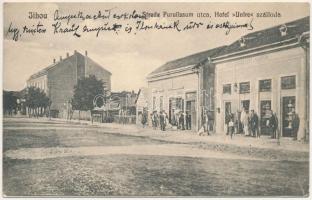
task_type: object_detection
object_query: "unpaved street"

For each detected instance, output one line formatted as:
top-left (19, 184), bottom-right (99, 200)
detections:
top-left (3, 118), bottom-right (309, 196)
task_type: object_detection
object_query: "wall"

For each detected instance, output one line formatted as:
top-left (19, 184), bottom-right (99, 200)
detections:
top-left (136, 88), bottom-right (148, 124)
top-left (27, 75), bottom-right (48, 94)
top-left (85, 56), bottom-right (111, 92)
top-left (215, 47), bottom-right (307, 139)
top-left (147, 70), bottom-right (199, 128)
top-left (47, 56), bottom-right (78, 111)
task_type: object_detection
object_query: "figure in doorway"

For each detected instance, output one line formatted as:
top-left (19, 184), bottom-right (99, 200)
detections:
top-left (159, 111), bottom-right (166, 131)
top-left (141, 109), bottom-right (148, 128)
top-left (234, 110), bottom-right (241, 135)
top-left (292, 111), bottom-right (300, 140)
top-left (270, 112), bottom-right (278, 139)
top-left (151, 111), bottom-right (158, 130)
top-left (250, 110), bottom-right (259, 137)
top-left (225, 112), bottom-right (231, 135)
top-left (203, 111), bottom-right (210, 135)
top-left (179, 111), bottom-right (185, 130)
top-left (186, 111), bottom-right (192, 130)
top-left (241, 109), bottom-right (250, 136)
top-left (228, 116), bottom-right (234, 139)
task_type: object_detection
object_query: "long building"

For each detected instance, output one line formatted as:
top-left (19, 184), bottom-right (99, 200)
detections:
top-left (147, 16), bottom-right (309, 140)
top-left (146, 47), bottom-right (225, 131)
top-left (213, 16), bottom-right (309, 140)
top-left (27, 50), bottom-right (111, 116)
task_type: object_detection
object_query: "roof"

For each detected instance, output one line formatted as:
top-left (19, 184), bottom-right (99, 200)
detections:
top-left (148, 46), bottom-right (226, 76)
top-left (215, 16), bottom-right (310, 59)
top-left (28, 51), bottom-right (112, 80)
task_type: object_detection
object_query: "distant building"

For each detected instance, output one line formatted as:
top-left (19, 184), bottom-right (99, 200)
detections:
top-left (109, 91), bottom-right (138, 115)
top-left (27, 50), bottom-right (111, 116)
top-left (135, 87), bottom-right (148, 125)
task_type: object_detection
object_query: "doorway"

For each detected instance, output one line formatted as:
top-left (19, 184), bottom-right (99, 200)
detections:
top-left (241, 100), bottom-right (250, 112)
top-left (260, 100), bottom-right (272, 135)
top-left (186, 100), bottom-right (196, 130)
top-left (282, 96), bottom-right (296, 137)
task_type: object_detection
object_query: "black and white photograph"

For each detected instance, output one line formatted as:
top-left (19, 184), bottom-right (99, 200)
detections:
top-left (2, 1), bottom-right (310, 197)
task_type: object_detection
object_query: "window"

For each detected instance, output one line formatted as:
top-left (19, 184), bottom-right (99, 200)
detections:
top-left (239, 82), bottom-right (250, 94)
top-left (159, 96), bottom-right (163, 111)
top-left (223, 84), bottom-right (231, 94)
top-left (281, 75), bottom-right (296, 89)
top-left (259, 79), bottom-right (272, 92)
top-left (152, 97), bottom-right (156, 111)
top-left (176, 98), bottom-right (184, 111)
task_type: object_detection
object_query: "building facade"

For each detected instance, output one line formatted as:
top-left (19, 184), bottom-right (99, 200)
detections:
top-left (146, 47), bottom-right (223, 131)
top-left (27, 50), bottom-right (111, 116)
top-left (135, 87), bottom-right (149, 125)
top-left (213, 17), bottom-right (309, 140)
top-left (146, 16), bottom-right (309, 141)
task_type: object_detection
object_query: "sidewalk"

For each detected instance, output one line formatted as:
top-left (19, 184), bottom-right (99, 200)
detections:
top-left (5, 116), bottom-right (309, 154)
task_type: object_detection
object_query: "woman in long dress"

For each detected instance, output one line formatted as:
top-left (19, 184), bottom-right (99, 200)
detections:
top-left (242, 110), bottom-right (250, 136)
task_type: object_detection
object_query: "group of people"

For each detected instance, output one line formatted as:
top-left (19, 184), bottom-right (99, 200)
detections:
top-left (225, 109), bottom-right (274, 139)
top-left (141, 110), bottom-right (192, 132)
top-left (170, 111), bottom-right (192, 131)
top-left (150, 110), bottom-right (168, 131)
top-left (225, 108), bottom-right (300, 140)
top-left (142, 107), bottom-right (301, 140)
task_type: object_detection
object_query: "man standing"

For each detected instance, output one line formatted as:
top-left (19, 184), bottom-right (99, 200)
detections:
top-left (159, 111), bottom-right (166, 131)
top-left (234, 110), bottom-right (241, 135)
top-left (225, 112), bottom-right (231, 135)
top-left (250, 110), bottom-right (259, 137)
top-left (270, 112), bottom-right (278, 139)
top-left (292, 111), bottom-right (300, 140)
top-left (179, 111), bottom-right (185, 130)
top-left (141, 109), bottom-right (148, 128)
top-left (203, 111), bottom-right (210, 135)
top-left (186, 111), bottom-right (191, 130)
top-left (241, 109), bottom-right (250, 136)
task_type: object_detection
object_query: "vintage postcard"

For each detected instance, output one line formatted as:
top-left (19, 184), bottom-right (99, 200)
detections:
top-left (2, 1), bottom-right (310, 197)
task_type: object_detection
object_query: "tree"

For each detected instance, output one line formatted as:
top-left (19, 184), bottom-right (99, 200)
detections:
top-left (24, 86), bottom-right (50, 117)
top-left (72, 75), bottom-right (106, 119)
top-left (3, 91), bottom-right (18, 116)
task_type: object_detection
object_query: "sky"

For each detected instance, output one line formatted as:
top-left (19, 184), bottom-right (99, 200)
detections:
top-left (3, 2), bottom-right (309, 92)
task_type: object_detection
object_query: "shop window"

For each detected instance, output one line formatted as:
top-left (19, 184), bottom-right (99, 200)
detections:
top-left (281, 75), bottom-right (296, 90)
top-left (259, 79), bottom-right (272, 92)
top-left (176, 97), bottom-right (184, 111)
top-left (152, 96), bottom-right (156, 111)
top-left (223, 84), bottom-right (231, 94)
top-left (159, 96), bottom-right (163, 111)
top-left (239, 82), bottom-right (250, 94)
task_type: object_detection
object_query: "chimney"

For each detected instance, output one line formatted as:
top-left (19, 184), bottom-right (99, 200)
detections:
top-left (74, 50), bottom-right (77, 54)
top-left (85, 50), bottom-right (88, 57)
top-left (53, 58), bottom-right (56, 64)
top-left (66, 52), bottom-right (69, 58)
top-left (60, 56), bottom-right (62, 61)
top-left (239, 37), bottom-right (246, 47)
top-left (279, 24), bottom-right (287, 37)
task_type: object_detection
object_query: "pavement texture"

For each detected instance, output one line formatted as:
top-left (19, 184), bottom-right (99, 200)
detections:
top-left (3, 117), bottom-right (309, 196)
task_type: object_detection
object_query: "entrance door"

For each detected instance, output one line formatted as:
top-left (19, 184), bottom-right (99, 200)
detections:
top-left (260, 100), bottom-right (272, 135)
top-left (282, 96), bottom-right (296, 137)
top-left (241, 100), bottom-right (250, 111)
top-left (169, 99), bottom-right (172, 124)
top-left (224, 102), bottom-right (231, 131)
top-left (186, 100), bottom-right (196, 130)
